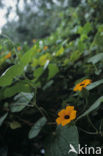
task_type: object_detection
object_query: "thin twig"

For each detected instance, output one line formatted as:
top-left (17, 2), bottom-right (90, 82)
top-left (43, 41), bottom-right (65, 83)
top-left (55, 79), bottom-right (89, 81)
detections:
top-left (87, 115), bottom-right (98, 132)
top-left (78, 127), bottom-right (98, 135)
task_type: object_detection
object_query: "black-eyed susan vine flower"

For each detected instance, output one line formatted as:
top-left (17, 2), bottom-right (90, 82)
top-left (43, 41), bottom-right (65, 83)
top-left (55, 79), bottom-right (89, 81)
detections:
top-left (43, 46), bottom-right (48, 50)
top-left (32, 39), bottom-right (36, 43)
top-left (17, 46), bottom-right (21, 51)
top-left (37, 49), bottom-right (41, 52)
top-left (5, 52), bottom-right (11, 59)
top-left (73, 79), bottom-right (92, 92)
top-left (56, 106), bottom-right (77, 126)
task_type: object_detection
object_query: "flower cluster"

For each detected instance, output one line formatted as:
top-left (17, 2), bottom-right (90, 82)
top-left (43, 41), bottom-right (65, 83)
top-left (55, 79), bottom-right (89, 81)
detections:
top-left (56, 79), bottom-right (92, 126)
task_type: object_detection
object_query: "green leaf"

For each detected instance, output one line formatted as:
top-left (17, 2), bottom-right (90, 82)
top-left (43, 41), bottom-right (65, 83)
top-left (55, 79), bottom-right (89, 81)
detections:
top-left (78, 96), bottom-right (103, 120)
top-left (86, 79), bottom-right (103, 90)
top-left (39, 53), bottom-right (50, 66)
top-left (0, 64), bottom-right (23, 87)
top-left (45, 125), bottom-right (79, 156)
top-left (83, 22), bottom-right (92, 34)
top-left (10, 121), bottom-right (21, 129)
top-left (0, 113), bottom-right (8, 126)
top-left (70, 50), bottom-right (82, 63)
top-left (43, 80), bottom-right (54, 90)
top-left (32, 58), bottom-right (39, 67)
top-left (56, 47), bottom-right (64, 56)
top-left (88, 53), bottom-right (103, 64)
top-left (78, 22), bottom-right (92, 35)
top-left (33, 67), bottom-right (44, 81)
top-left (48, 64), bottom-right (59, 80)
top-left (20, 45), bottom-right (37, 65)
top-left (28, 117), bottom-right (47, 139)
top-left (77, 40), bottom-right (86, 51)
top-left (10, 92), bottom-right (34, 112)
top-left (0, 81), bottom-right (31, 100)
top-left (0, 46), bottom-right (37, 87)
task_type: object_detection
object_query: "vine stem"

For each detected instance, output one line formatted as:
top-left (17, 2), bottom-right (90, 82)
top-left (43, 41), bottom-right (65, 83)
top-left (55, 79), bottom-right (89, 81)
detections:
top-left (81, 97), bottom-right (88, 113)
top-left (78, 127), bottom-right (98, 135)
top-left (87, 115), bottom-right (98, 132)
top-left (47, 122), bottom-right (56, 125)
top-left (15, 115), bottom-right (33, 126)
top-left (33, 88), bottom-right (47, 117)
top-left (34, 104), bottom-right (46, 117)
top-left (99, 119), bottom-right (103, 135)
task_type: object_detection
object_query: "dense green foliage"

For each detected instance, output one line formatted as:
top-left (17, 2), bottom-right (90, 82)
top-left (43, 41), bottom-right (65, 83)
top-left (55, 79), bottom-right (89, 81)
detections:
top-left (1, 0), bottom-right (103, 155)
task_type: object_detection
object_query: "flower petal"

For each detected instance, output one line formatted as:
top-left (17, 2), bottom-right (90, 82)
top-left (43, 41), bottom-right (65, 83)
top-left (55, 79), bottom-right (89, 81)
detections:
top-left (65, 106), bottom-right (74, 114)
top-left (73, 79), bottom-right (92, 92)
top-left (70, 110), bottom-right (77, 120)
top-left (56, 117), bottom-right (61, 125)
top-left (58, 109), bottom-right (65, 117)
top-left (61, 119), bottom-right (71, 126)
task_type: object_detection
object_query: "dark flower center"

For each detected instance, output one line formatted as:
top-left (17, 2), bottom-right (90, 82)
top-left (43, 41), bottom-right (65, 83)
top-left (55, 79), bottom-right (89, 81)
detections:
top-left (64, 115), bottom-right (70, 119)
top-left (80, 83), bottom-right (85, 86)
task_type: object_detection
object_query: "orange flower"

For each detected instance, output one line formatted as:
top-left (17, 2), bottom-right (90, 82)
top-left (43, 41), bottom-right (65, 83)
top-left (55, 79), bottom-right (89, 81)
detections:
top-left (73, 79), bottom-right (92, 92)
top-left (17, 46), bottom-right (21, 51)
top-left (44, 46), bottom-right (48, 50)
top-left (37, 49), bottom-right (41, 52)
top-left (32, 39), bottom-right (36, 43)
top-left (56, 106), bottom-right (77, 126)
top-left (5, 52), bottom-right (11, 59)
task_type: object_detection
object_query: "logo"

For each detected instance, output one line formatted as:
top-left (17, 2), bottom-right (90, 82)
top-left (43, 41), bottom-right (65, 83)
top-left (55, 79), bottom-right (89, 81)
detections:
top-left (68, 144), bottom-right (78, 154)
top-left (68, 144), bottom-right (102, 155)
